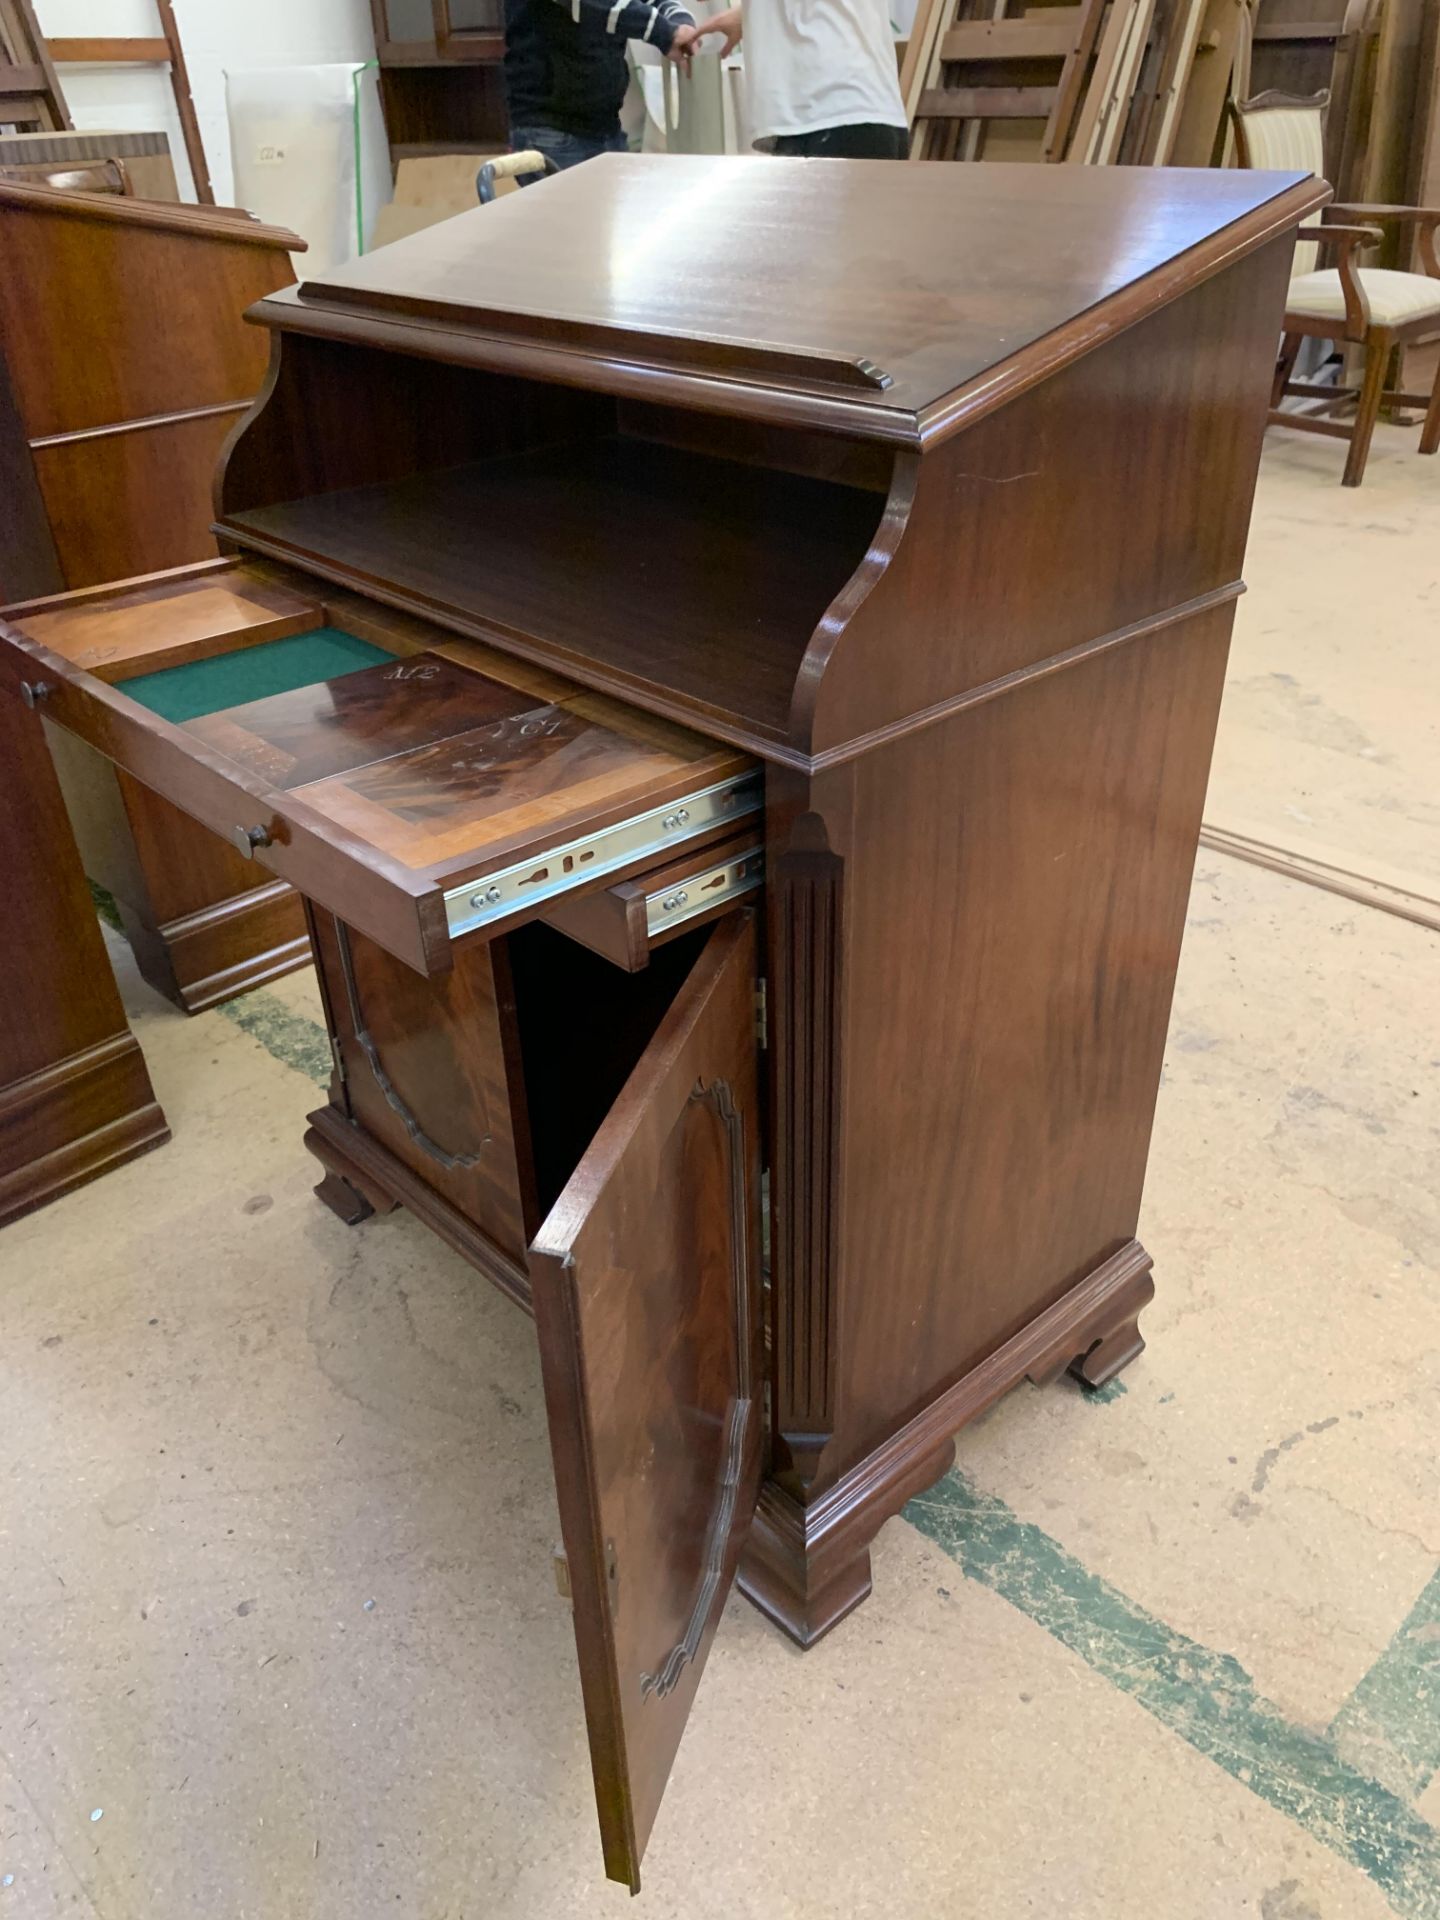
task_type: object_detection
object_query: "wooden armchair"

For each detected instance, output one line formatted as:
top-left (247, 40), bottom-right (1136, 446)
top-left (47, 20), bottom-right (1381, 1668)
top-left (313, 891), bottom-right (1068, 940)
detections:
top-left (1232, 90), bottom-right (1440, 487)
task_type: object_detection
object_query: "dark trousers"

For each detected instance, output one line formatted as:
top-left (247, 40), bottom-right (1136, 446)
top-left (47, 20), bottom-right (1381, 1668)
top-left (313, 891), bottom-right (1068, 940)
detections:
top-left (507, 123), bottom-right (628, 187)
top-left (770, 123), bottom-right (909, 160)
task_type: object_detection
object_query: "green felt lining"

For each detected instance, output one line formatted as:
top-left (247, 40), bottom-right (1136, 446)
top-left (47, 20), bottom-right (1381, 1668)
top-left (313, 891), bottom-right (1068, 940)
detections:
top-left (115, 628), bottom-right (394, 724)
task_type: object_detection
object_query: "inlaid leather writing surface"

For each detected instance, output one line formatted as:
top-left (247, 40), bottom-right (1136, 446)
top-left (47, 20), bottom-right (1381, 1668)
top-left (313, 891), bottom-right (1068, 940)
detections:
top-left (529, 914), bottom-right (763, 1892)
top-left (182, 653), bottom-right (536, 789)
top-left (171, 650), bottom-right (745, 876)
top-left (121, 628), bottom-right (393, 724)
top-left (291, 701), bottom-right (731, 872)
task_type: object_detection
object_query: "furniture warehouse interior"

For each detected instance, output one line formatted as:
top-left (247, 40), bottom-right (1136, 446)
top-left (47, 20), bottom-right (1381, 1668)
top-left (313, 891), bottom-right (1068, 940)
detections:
top-left (0, 6), bottom-right (1436, 1916)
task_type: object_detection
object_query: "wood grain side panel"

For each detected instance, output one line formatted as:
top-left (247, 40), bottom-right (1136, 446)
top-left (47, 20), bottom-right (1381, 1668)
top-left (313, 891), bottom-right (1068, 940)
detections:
top-left (217, 331), bottom-right (615, 519)
top-left (0, 704), bottom-right (135, 1083)
top-left (804, 236), bottom-right (1299, 755)
top-left (0, 205), bottom-right (287, 436)
top-left (33, 410), bottom-right (243, 587)
top-left (0, 696), bottom-right (167, 1218)
top-left (38, 703), bottom-right (309, 1015)
top-left (0, 345), bottom-right (61, 604)
top-left (824, 607), bottom-right (1234, 1485)
top-left (144, 881), bottom-right (310, 1015)
top-left (310, 910), bottom-right (531, 1260)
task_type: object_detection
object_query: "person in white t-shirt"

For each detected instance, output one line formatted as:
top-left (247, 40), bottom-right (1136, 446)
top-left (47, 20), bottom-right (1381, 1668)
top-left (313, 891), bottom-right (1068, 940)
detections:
top-left (694, 1), bottom-right (909, 158)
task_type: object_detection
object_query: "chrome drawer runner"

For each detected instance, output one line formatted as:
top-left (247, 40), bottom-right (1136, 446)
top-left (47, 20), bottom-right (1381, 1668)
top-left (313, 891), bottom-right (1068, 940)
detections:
top-left (443, 770), bottom-right (764, 940)
top-left (645, 842), bottom-right (764, 938)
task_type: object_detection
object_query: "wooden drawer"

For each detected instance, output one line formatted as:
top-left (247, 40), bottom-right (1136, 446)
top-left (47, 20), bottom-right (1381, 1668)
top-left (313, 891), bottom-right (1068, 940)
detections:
top-left (0, 564), bottom-right (762, 975)
top-left (542, 830), bottom-right (764, 971)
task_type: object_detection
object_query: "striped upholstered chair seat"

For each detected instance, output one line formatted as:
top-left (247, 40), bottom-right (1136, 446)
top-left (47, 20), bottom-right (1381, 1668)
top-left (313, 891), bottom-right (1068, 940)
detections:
top-left (1285, 267), bottom-right (1440, 327)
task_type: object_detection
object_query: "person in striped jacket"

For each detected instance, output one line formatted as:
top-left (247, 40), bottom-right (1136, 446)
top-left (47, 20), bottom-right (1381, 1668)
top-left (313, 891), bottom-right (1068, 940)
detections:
top-left (504, 0), bottom-right (699, 178)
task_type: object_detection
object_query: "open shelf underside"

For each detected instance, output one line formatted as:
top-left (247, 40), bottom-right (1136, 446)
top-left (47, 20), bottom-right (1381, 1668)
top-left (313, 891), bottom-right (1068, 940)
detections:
top-left (221, 435), bottom-right (884, 744)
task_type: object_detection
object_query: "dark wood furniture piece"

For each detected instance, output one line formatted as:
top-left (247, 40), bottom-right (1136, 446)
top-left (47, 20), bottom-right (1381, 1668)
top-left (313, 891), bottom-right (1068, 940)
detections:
top-left (0, 153), bottom-right (131, 192)
top-left (0, 127), bottom-right (179, 200)
top-left (0, 669), bottom-right (169, 1226)
top-left (0, 180), bottom-right (316, 1011)
top-left (1233, 90), bottom-right (1440, 485)
top-left (0, 157), bottom-right (1324, 1889)
top-left (368, 0), bottom-right (507, 165)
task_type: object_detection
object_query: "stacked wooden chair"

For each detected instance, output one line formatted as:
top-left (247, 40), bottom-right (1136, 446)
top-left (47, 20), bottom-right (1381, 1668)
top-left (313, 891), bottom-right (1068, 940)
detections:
top-left (1233, 89), bottom-right (1440, 486)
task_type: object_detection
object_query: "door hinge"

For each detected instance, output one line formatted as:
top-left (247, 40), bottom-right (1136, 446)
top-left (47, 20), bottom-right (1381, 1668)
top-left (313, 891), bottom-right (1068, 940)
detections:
top-left (755, 978), bottom-right (768, 1049)
top-left (552, 1540), bottom-right (617, 1607)
top-left (328, 1034), bottom-right (348, 1088)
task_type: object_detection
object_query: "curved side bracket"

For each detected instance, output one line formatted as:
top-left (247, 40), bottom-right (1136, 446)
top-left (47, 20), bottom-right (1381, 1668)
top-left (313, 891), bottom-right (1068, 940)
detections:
top-left (786, 447), bottom-right (921, 758)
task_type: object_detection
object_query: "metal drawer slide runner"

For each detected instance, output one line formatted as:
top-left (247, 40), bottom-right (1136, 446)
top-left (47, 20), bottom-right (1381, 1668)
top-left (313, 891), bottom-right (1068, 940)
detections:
top-left (443, 770), bottom-right (764, 940)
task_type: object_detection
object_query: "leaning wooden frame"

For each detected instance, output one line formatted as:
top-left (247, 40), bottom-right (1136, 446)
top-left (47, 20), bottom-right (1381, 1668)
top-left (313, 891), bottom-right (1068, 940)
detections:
top-left (908, 0), bottom-right (1109, 163)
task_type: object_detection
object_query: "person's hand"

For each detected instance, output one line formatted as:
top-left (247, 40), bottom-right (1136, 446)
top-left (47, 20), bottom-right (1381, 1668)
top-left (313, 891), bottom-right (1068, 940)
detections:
top-left (692, 6), bottom-right (742, 55)
top-left (666, 21), bottom-right (699, 74)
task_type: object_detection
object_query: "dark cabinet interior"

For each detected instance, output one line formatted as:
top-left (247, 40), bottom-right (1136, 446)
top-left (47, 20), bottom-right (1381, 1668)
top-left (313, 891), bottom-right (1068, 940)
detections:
top-left (369, 0), bottom-right (508, 160)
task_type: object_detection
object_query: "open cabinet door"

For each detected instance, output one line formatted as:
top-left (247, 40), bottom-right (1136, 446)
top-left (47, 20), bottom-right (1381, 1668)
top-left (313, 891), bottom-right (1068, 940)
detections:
top-left (529, 914), bottom-right (763, 1891)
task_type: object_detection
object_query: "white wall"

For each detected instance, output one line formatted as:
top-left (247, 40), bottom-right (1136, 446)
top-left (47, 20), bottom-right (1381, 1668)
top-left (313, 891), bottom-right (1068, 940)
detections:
top-left (35, 0), bottom-right (375, 206)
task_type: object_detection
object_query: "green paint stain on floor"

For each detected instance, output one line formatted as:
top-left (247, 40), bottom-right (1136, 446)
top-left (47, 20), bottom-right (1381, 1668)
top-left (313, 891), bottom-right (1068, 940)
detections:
top-left (1082, 1375), bottom-right (1128, 1405)
top-left (906, 1471), bottom-right (1440, 1920)
top-left (218, 991), bottom-right (331, 1088)
top-left (89, 882), bottom-right (122, 931)
top-left (1330, 1566), bottom-right (1440, 1804)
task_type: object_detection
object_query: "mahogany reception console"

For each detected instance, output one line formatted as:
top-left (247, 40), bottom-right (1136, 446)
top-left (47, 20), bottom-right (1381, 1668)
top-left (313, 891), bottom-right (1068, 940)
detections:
top-left (0, 157), bottom-right (1325, 1887)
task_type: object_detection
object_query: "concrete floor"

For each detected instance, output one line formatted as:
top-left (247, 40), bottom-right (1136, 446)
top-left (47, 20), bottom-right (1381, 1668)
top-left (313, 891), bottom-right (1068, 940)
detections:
top-left (1, 423), bottom-right (1437, 1920)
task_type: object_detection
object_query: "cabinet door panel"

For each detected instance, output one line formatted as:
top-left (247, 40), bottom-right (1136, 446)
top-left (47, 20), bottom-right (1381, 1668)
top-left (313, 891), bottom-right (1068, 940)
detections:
top-left (310, 908), bottom-right (535, 1261)
top-left (529, 914), bottom-right (762, 1891)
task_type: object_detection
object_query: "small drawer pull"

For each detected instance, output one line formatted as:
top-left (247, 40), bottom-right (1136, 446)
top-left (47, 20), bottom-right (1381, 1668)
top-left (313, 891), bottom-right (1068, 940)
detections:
top-left (232, 824), bottom-right (273, 859)
top-left (19, 680), bottom-right (52, 710)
